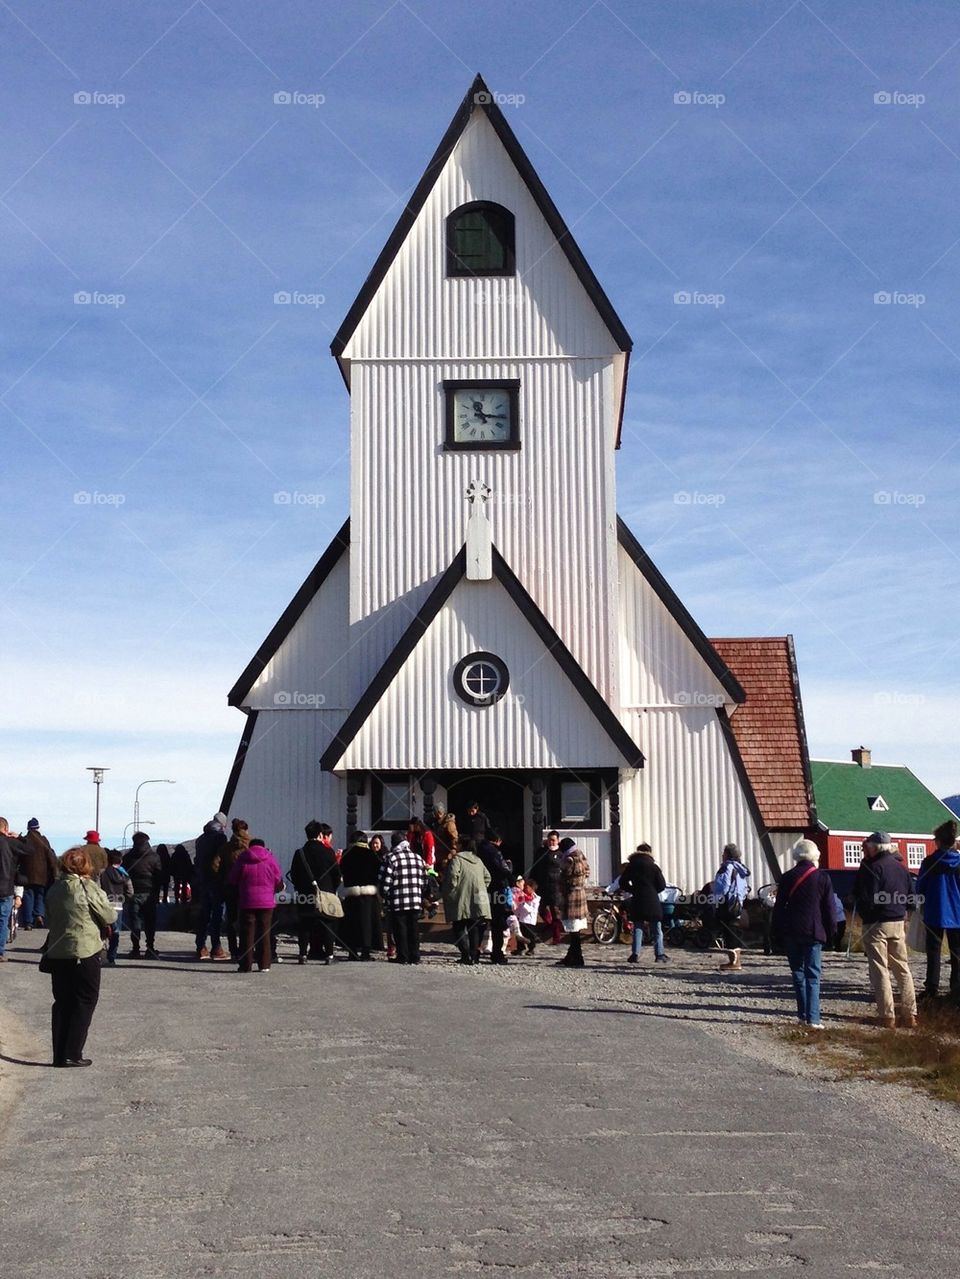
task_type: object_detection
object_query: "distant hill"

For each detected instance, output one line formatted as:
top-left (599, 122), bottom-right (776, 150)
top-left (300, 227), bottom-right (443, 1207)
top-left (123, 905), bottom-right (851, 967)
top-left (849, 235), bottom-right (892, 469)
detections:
top-left (945, 796), bottom-right (960, 819)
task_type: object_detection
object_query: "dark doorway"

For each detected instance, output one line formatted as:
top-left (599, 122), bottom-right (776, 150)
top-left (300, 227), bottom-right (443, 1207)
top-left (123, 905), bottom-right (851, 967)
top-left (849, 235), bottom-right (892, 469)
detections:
top-left (444, 773), bottom-right (528, 875)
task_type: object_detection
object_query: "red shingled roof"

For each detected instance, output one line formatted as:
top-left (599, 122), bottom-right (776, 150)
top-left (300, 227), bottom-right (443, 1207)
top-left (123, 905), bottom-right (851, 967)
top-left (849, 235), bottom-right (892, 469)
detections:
top-left (711, 637), bottom-right (814, 830)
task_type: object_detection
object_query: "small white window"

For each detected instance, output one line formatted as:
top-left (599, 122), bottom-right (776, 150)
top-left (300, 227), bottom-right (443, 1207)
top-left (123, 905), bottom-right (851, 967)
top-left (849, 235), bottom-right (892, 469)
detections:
top-left (906, 842), bottom-right (926, 869)
top-left (560, 781), bottom-right (591, 823)
top-left (843, 840), bottom-right (862, 868)
top-left (868, 795), bottom-right (889, 812)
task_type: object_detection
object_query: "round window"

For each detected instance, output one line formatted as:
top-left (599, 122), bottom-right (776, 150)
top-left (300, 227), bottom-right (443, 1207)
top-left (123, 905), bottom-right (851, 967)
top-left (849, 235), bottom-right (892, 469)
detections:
top-left (453, 651), bottom-right (510, 707)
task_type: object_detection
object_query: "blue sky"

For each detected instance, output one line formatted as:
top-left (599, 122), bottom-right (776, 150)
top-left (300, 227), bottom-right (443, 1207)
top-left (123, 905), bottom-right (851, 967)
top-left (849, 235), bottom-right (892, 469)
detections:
top-left (3, 0), bottom-right (958, 850)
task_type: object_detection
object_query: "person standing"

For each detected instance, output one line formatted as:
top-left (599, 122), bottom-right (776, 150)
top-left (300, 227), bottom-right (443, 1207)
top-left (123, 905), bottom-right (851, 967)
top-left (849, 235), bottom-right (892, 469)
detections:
top-left (156, 844), bottom-right (172, 904)
top-left (99, 849), bottom-right (133, 965)
top-left (288, 821), bottom-right (341, 964)
top-left (442, 836), bottom-right (491, 965)
top-left (81, 831), bottom-right (107, 877)
top-left (771, 840), bottom-right (836, 1028)
top-left (619, 844), bottom-right (668, 965)
top-left (477, 831), bottom-right (514, 965)
top-left (854, 831), bottom-right (918, 1028)
top-left (229, 839), bottom-right (284, 973)
top-left (464, 801), bottom-right (490, 844)
top-left (0, 817), bottom-right (28, 960)
top-left (44, 846), bottom-right (116, 1067)
top-left (171, 843), bottom-right (193, 903)
top-left (916, 820), bottom-right (960, 1000)
top-left (380, 832), bottom-right (425, 965)
top-left (122, 832), bottom-right (163, 959)
top-left (194, 814), bottom-right (229, 960)
top-left (712, 844), bottom-right (751, 971)
top-left (20, 818), bottom-right (58, 930)
top-left (220, 819), bottom-right (251, 960)
top-left (431, 806), bottom-right (459, 877)
top-left (340, 831), bottom-right (380, 960)
top-left (530, 830), bottom-right (564, 944)
top-left (556, 837), bottom-right (590, 968)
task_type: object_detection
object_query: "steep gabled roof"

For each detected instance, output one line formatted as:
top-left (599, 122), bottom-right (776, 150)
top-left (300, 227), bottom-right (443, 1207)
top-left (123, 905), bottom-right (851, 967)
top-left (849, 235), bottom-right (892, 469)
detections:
top-left (711, 637), bottom-right (815, 830)
top-left (616, 518), bottom-right (746, 704)
top-left (331, 72), bottom-right (632, 385)
top-left (320, 543), bottom-right (645, 773)
top-left (228, 519), bottom-right (350, 708)
top-left (810, 760), bottom-right (956, 836)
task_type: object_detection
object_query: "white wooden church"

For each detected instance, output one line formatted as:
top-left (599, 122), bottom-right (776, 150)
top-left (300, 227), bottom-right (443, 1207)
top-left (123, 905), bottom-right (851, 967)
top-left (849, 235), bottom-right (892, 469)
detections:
top-left (222, 76), bottom-right (815, 890)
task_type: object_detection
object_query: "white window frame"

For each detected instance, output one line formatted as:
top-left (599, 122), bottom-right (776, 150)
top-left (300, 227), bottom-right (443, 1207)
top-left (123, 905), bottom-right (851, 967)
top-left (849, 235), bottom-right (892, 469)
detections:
top-left (842, 840), bottom-right (863, 868)
top-left (906, 842), bottom-right (926, 869)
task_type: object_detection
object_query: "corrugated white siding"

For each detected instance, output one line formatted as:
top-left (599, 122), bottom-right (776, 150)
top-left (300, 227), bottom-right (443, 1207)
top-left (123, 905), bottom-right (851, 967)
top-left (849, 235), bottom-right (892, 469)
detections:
top-left (340, 576), bottom-right (629, 771)
top-left (244, 551), bottom-right (354, 711)
top-left (225, 710), bottom-right (346, 872)
top-left (619, 708), bottom-right (765, 894)
top-left (350, 358), bottom-right (618, 697)
top-left (342, 112), bottom-right (620, 362)
top-left (344, 108), bottom-right (621, 699)
top-left (768, 830), bottom-right (804, 874)
top-left (617, 540), bottom-right (732, 710)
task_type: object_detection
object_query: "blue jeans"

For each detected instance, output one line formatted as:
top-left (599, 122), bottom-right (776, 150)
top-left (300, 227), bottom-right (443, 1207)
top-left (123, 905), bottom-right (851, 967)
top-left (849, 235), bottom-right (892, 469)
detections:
top-left (786, 941), bottom-right (823, 1024)
top-left (106, 909), bottom-right (125, 961)
top-left (0, 894), bottom-right (13, 954)
top-left (632, 919), bottom-right (665, 959)
top-left (22, 883), bottom-right (46, 926)
top-left (195, 888), bottom-right (225, 950)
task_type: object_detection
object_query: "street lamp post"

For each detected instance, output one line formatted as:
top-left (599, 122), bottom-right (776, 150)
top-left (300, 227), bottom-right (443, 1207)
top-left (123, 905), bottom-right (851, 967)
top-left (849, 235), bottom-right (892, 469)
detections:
top-left (133, 779), bottom-right (175, 839)
top-left (86, 766), bottom-right (109, 832)
top-left (122, 819), bottom-right (155, 848)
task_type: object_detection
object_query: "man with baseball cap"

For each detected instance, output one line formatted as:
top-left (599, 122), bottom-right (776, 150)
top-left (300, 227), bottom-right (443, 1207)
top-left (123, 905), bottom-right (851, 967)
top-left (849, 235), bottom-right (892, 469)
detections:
top-left (854, 832), bottom-right (918, 1028)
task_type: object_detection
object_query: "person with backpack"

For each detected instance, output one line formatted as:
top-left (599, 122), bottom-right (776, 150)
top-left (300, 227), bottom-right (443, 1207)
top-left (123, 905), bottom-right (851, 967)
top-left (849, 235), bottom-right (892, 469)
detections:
top-left (712, 844), bottom-right (751, 971)
top-left (771, 840), bottom-right (836, 1028)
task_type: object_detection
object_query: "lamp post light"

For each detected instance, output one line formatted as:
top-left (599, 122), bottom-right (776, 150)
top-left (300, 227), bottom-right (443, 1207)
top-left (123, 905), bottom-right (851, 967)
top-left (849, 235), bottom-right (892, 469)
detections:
top-left (133, 779), bottom-right (175, 839)
top-left (86, 766), bottom-right (109, 832)
top-left (122, 819), bottom-right (155, 848)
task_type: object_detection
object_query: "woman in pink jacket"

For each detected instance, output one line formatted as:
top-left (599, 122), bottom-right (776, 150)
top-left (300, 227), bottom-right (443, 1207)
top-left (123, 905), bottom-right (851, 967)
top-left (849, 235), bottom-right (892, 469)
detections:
top-left (228, 839), bottom-right (284, 973)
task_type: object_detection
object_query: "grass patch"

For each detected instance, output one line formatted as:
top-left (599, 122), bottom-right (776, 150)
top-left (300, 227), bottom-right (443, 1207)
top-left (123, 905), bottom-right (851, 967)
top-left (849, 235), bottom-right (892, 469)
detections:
top-left (785, 998), bottom-right (960, 1106)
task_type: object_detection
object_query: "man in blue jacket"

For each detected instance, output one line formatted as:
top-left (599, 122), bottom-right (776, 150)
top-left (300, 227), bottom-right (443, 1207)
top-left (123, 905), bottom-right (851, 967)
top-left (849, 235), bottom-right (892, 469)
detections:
top-left (916, 820), bottom-right (960, 999)
top-left (853, 832), bottom-right (917, 1028)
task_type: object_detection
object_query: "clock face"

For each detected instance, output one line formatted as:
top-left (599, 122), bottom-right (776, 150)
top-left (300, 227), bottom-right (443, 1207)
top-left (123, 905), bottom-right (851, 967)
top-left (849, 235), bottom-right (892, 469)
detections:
top-left (453, 388), bottom-right (512, 442)
top-left (444, 380), bottom-right (520, 450)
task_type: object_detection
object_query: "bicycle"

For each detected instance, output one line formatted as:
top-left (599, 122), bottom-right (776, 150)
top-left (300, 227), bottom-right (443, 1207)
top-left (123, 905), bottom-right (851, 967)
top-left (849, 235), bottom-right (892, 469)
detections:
top-left (592, 893), bottom-right (627, 945)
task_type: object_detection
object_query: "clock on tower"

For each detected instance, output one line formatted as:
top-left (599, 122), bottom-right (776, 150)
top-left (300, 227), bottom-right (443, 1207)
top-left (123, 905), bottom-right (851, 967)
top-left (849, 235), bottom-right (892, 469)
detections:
top-left (443, 379), bottom-right (520, 451)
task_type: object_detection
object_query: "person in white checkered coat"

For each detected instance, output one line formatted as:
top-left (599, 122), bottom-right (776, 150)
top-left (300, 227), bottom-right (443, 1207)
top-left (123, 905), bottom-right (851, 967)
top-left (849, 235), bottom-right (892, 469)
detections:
top-left (379, 834), bottom-right (426, 965)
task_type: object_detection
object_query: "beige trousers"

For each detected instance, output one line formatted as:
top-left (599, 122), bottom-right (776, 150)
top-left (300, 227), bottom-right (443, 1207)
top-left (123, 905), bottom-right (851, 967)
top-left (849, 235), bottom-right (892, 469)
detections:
top-left (862, 921), bottom-right (917, 1020)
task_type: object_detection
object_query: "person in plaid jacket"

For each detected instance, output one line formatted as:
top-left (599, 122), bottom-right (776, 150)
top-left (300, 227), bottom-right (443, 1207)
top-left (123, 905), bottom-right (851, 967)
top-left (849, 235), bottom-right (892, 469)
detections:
top-left (379, 833), bottom-right (425, 965)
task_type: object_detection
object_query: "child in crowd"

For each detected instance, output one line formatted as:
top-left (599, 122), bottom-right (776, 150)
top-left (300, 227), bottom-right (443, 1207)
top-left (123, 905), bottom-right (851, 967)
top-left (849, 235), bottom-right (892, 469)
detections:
top-left (512, 875), bottom-right (540, 956)
top-left (100, 849), bottom-right (133, 965)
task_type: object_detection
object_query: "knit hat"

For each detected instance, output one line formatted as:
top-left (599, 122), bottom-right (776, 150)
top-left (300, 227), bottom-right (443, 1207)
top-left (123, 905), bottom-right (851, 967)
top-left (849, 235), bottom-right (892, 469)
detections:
top-left (27, 818), bottom-right (39, 829)
top-left (865, 831), bottom-right (891, 846)
top-left (558, 837), bottom-right (576, 852)
top-left (791, 839), bottom-right (820, 863)
top-left (85, 830), bottom-right (100, 844)
top-left (214, 811), bottom-right (227, 827)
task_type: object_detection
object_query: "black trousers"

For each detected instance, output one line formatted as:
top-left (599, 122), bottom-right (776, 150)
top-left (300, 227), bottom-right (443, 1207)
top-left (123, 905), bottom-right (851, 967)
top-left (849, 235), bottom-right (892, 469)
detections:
top-left (517, 922), bottom-right (538, 951)
top-left (50, 954), bottom-right (102, 1064)
top-left (925, 926), bottom-right (960, 994)
top-left (343, 895), bottom-right (377, 956)
top-left (297, 908), bottom-right (337, 959)
top-left (490, 902), bottom-right (509, 961)
top-left (238, 908), bottom-right (273, 971)
top-left (452, 917), bottom-right (483, 962)
top-left (391, 909), bottom-right (421, 964)
top-left (127, 892), bottom-right (157, 949)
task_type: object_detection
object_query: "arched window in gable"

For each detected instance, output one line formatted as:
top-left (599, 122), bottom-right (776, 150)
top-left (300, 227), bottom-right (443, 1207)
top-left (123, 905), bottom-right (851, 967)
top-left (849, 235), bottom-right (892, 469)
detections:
top-left (446, 201), bottom-right (515, 276)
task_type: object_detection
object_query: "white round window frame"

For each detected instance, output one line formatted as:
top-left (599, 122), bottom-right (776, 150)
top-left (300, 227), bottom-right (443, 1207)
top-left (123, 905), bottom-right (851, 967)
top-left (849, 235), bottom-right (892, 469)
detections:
top-left (453, 651), bottom-right (510, 707)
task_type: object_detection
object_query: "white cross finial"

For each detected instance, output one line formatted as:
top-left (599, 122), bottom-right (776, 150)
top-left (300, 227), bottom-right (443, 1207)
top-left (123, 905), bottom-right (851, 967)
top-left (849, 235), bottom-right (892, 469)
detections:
top-left (465, 479), bottom-right (492, 508)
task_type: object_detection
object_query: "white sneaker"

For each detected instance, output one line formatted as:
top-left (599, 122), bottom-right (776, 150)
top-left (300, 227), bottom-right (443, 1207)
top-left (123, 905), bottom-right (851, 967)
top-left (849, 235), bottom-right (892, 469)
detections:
top-left (807, 1022), bottom-right (824, 1030)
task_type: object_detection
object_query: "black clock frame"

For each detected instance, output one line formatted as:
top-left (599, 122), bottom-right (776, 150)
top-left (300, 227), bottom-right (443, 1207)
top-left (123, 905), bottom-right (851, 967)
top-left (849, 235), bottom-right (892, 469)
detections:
top-left (443, 378), bottom-right (521, 452)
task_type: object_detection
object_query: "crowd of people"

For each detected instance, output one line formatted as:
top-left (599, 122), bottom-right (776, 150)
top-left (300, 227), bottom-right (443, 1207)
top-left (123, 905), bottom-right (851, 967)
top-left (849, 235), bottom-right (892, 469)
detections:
top-left (1, 805), bottom-right (958, 1069)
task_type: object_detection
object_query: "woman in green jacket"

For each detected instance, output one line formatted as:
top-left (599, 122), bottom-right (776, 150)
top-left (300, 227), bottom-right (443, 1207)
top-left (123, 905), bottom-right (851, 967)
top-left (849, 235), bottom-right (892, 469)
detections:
top-left (44, 846), bottom-right (116, 1067)
top-left (442, 837), bottom-right (491, 965)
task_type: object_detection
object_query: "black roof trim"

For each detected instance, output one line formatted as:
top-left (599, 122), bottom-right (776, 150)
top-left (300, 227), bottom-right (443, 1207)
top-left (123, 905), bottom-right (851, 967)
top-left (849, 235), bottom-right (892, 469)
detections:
top-left (616, 517), bottom-right (746, 704)
top-left (320, 544), bottom-right (645, 772)
top-left (715, 707), bottom-right (782, 883)
top-left (220, 709), bottom-right (259, 817)
top-left (228, 518), bottom-right (350, 708)
top-left (330, 73), bottom-right (633, 364)
top-left (786, 634), bottom-right (818, 825)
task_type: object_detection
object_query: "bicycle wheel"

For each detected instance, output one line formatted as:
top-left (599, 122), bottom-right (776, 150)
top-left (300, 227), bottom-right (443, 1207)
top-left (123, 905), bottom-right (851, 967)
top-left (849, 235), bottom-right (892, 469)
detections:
top-left (665, 924), bottom-right (686, 948)
top-left (593, 908), bottom-right (619, 945)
